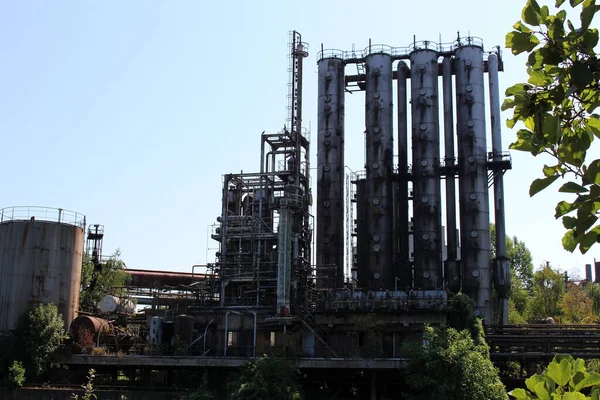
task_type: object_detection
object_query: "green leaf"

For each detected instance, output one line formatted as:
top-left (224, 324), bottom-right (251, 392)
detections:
top-left (525, 375), bottom-right (544, 393)
top-left (509, 388), bottom-right (530, 399)
top-left (559, 182), bottom-right (590, 193)
top-left (528, 68), bottom-right (550, 85)
top-left (571, 0), bottom-right (585, 6)
top-left (563, 229), bottom-right (578, 252)
top-left (530, 175), bottom-right (560, 196)
top-left (506, 31), bottom-right (541, 55)
top-left (581, 0), bottom-right (600, 29)
top-left (523, 0), bottom-right (543, 25)
top-left (584, 160), bottom-right (600, 184)
top-left (542, 114), bottom-right (561, 143)
top-left (514, 20), bottom-right (532, 32)
top-left (563, 216), bottom-right (578, 229)
top-left (556, 0), bottom-right (566, 5)
top-left (571, 62), bottom-right (594, 91)
top-left (580, 226), bottom-right (600, 253)
top-left (543, 164), bottom-right (562, 177)
top-left (534, 381), bottom-right (552, 399)
top-left (573, 358), bottom-right (587, 373)
top-left (587, 117), bottom-right (600, 139)
top-left (563, 392), bottom-right (587, 400)
top-left (502, 98), bottom-right (516, 111)
top-left (574, 372), bottom-right (600, 391)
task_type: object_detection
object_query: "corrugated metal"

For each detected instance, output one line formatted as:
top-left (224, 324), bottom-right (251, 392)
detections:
top-left (0, 219), bottom-right (84, 332)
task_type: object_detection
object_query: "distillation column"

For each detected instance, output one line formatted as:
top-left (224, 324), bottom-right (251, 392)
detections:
top-left (317, 56), bottom-right (345, 288)
top-left (410, 48), bottom-right (443, 290)
top-left (396, 62), bottom-right (411, 289)
top-left (489, 53), bottom-right (511, 324)
top-left (364, 52), bottom-right (394, 290)
top-left (442, 57), bottom-right (460, 292)
top-left (455, 44), bottom-right (492, 321)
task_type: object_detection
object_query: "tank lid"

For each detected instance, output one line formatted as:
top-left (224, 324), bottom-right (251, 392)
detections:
top-left (0, 206), bottom-right (85, 228)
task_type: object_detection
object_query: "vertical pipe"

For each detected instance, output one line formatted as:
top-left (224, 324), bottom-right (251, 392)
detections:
top-left (355, 178), bottom-right (368, 287)
top-left (442, 57), bottom-right (460, 293)
top-left (410, 49), bottom-right (442, 290)
top-left (365, 52), bottom-right (394, 290)
top-left (455, 44), bottom-right (492, 321)
top-left (224, 311), bottom-right (229, 356)
top-left (396, 61), bottom-right (411, 289)
top-left (316, 55), bottom-right (345, 288)
top-left (489, 53), bottom-right (511, 324)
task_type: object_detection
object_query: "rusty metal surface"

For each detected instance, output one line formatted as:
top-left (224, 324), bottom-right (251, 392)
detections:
top-left (70, 315), bottom-right (110, 338)
top-left (0, 219), bottom-right (84, 332)
top-left (125, 269), bottom-right (207, 288)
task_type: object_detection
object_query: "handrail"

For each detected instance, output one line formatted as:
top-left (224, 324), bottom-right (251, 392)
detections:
top-left (317, 36), bottom-right (490, 62)
top-left (0, 206), bottom-right (86, 228)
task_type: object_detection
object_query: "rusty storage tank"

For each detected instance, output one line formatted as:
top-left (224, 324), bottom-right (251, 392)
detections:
top-left (0, 206), bottom-right (85, 333)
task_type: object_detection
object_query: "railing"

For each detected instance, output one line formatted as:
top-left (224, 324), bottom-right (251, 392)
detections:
top-left (317, 37), bottom-right (489, 61)
top-left (0, 206), bottom-right (86, 228)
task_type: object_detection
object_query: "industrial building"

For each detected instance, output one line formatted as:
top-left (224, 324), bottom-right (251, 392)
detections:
top-left (5, 31), bottom-right (586, 398)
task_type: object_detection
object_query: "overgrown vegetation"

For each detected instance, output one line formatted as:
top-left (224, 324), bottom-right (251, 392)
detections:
top-left (510, 355), bottom-right (600, 399)
top-left (504, 0), bottom-right (600, 254)
top-left (17, 303), bottom-right (65, 377)
top-left (79, 250), bottom-right (128, 314)
top-left (227, 356), bottom-right (303, 400)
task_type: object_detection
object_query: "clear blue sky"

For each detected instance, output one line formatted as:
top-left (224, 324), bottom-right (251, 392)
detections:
top-left (1, 0), bottom-right (596, 277)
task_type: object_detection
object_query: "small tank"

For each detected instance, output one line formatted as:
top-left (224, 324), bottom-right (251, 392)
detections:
top-left (98, 295), bottom-right (119, 314)
top-left (70, 316), bottom-right (110, 343)
top-left (148, 316), bottom-right (163, 345)
top-left (98, 295), bottom-right (135, 314)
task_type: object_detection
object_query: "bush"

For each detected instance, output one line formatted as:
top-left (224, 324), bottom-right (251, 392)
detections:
top-left (8, 361), bottom-right (26, 388)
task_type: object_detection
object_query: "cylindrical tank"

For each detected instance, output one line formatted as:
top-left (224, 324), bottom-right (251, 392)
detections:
top-left (0, 207), bottom-right (85, 332)
top-left (586, 264), bottom-right (593, 282)
top-left (355, 178), bottom-right (369, 287)
top-left (410, 48), bottom-right (443, 290)
top-left (316, 53), bottom-right (345, 288)
top-left (149, 316), bottom-right (164, 345)
top-left (364, 51), bottom-right (394, 290)
top-left (595, 262), bottom-right (600, 284)
top-left (70, 315), bottom-right (110, 342)
top-left (98, 295), bottom-right (135, 314)
top-left (455, 44), bottom-right (492, 321)
top-left (98, 295), bottom-right (119, 314)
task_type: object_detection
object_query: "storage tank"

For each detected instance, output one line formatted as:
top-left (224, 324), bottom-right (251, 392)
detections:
top-left (0, 206), bottom-right (85, 332)
top-left (98, 295), bottom-right (136, 315)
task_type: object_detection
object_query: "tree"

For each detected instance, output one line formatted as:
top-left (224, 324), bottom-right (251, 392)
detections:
top-left (227, 357), bottom-right (303, 400)
top-left (405, 325), bottom-right (507, 400)
top-left (526, 265), bottom-right (565, 321)
top-left (504, 0), bottom-right (600, 254)
top-left (559, 282), bottom-right (597, 323)
top-left (79, 250), bottom-right (128, 313)
top-left (509, 355), bottom-right (600, 399)
top-left (18, 303), bottom-right (65, 377)
top-left (491, 224), bottom-right (535, 290)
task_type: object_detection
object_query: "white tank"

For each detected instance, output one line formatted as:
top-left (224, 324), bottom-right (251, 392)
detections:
top-left (98, 295), bottom-right (136, 315)
top-left (98, 295), bottom-right (119, 313)
top-left (119, 298), bottom-right (135, 314)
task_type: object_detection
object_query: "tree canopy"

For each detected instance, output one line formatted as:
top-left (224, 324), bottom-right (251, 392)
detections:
top-left (227, 357), bottom-right (303, 400)
top-left (504, 0), bottom-right (600, 254)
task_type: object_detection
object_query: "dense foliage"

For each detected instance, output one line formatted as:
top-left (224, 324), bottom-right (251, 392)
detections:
top-left (504, 0), bottom-right (600, 254)
top-left (405, 324), bottom-right (507, 400)
top-left (227, 357), bottom-right (303, 400)
top-left (80, 250), bottom-right (128, 313)
top-left (8, 361), bottom-right (25, 389)
top-left (18, 303), bottom-right (65, 377)
top-left (510, 355), bottom-right (600, 399)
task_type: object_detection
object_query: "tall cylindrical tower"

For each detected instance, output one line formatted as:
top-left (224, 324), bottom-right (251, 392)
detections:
top-left (455, 43), bottom-right (492, 321)
top-left (410, 48), bottom-right (443, 290)
top-left (316, 55), bottom-right (345, 288)
top-left (0, 207), bottom-right (85, 332)
top-left (396, 61), bottom-right (411, 289)
top-left (364, 52), bottom-right (394, 290)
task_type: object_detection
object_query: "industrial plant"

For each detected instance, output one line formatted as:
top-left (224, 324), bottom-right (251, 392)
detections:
top-left (2, 31), bottom-right (598, 398)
